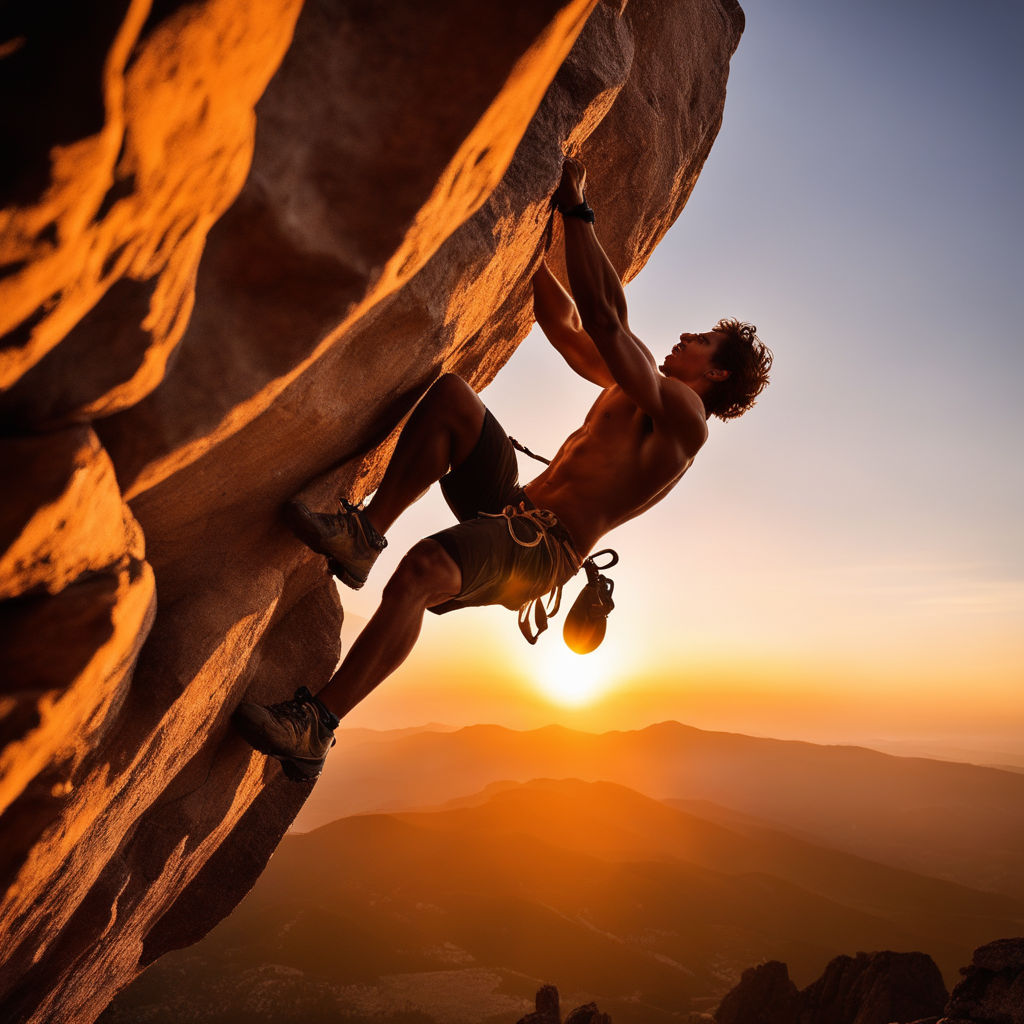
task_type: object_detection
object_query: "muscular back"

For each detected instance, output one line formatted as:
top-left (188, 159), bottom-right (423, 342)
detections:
top-left (525, 381), bottom-right (707, 553)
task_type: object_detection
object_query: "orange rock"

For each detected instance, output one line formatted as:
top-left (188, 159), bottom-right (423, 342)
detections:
top-left (0, 1), bottom-right (744, 1020)
top-left (0, 0), bottom-right (304, 421)
top-left (0, 429), bottom-right (140, 598)
top-left (0, 428), bottom-right (154, 817)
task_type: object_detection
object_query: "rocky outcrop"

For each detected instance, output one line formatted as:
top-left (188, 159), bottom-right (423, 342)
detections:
top-left (800, 952), bottom-right (948, 1024)
top-left (715, 951), bottom-right (948, 1024)
top-left (519, 984), bottom-right (564, 1024)
top-left (941, 938), bottom-right (1024, 1024)
top-left (518, 985), bottom-right (613, 1024)
top-left (715, 960), bottom-right (800, 1024)
top-left (716, 940), bottom-right (1024, 1024)
top-left (0, 1), bottom-right (744, 1021)
top-left (565, 1005), bottom-right (615, 1024)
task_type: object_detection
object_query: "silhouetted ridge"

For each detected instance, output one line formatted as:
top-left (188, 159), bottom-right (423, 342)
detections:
top-left (711, 947), bottom-right (1024, 1024)
top-left (298, 722), bottom-right (1024, 910)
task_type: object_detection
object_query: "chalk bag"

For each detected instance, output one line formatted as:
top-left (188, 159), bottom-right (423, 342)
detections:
top-left (563, 548), bottom-right (618, 654)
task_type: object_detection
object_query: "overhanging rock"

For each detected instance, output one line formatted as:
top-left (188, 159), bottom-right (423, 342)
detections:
top-left (0, 1), bottom-right (744, 1020)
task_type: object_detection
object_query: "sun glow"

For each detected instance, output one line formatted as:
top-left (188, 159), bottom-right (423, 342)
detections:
top-left (532, 639), bottom-right (619, 707)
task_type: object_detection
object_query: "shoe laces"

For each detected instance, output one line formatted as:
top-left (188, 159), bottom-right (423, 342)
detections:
top-left (272, 686), bottom-right (340, 731)
top-left (338, 502), bottom-right (362, 539)
top-left (267, 694), bottom-right (315, 725)
top-left (339, 498), bottom-right (386, 550)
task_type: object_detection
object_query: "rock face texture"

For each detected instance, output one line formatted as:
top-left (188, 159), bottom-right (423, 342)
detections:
top-left (715, 951), bottom-right (948, 1024)
top-left (0, 0), bottom-right (744, 1021)
top-left (942, 938), bottom-right (1024, 1024)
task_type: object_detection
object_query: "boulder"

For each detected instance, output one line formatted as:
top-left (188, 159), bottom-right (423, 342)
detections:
top-left (565, 1003), bottom-right (614, 1024)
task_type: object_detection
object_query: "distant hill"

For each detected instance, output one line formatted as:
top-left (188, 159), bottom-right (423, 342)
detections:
top-left (858, 737), bottom-right (1024, 772)
top-left (104, 778), bottom-right (1023, 1024)
top-left (337, 723), bottom-right (460, 745)
top-left (298, 721), bottom-right (1024, 901)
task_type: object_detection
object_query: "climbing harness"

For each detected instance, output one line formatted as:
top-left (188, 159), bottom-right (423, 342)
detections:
top-left (507, 437), bottom-right (619, 653)
top-left (480, 501), bottom-right (581, 645)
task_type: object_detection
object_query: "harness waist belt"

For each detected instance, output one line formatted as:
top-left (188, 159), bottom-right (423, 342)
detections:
top-left (479, 500), bottom-right (582, 644)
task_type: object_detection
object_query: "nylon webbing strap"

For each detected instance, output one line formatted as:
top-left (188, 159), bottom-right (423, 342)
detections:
top-left (508, 437), bottom-right (550, 465)
top-left (506, 435), bottom-right (620, 648)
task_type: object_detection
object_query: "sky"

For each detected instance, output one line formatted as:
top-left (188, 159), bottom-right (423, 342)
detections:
top-left (336, 0), bottom-right (1024, 756)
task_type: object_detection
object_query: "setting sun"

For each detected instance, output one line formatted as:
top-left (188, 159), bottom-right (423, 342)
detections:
top-left (532, 640), bottom-right (619, 707)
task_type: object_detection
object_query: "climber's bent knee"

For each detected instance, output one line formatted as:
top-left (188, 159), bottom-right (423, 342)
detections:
top-left (384, 539), bottom-right (462, 608)
top-left (417, 373), bottom-right (486, 469)
top-left (426, 372), bottom-right (476, 406)
top-left (424, 373), bottom-right (485, 427)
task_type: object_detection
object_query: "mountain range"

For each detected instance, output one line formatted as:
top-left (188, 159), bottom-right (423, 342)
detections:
top-left (297, 721), bottom-right (1024, 902)
top-left (103, 723), bottom-right (1024, 1024)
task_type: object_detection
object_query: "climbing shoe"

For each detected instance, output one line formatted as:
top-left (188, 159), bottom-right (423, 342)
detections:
top-left (232, 686), bottom-right (339, 782)
top-left (285, 498), bottom-right (387, 590)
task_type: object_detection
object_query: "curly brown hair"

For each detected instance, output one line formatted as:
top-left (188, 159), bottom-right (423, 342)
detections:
top-left (704, 318), bottom-right (773, 421)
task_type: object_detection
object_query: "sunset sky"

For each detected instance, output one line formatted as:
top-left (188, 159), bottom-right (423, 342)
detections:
top-left (337, 0), bottom-right (1024, 755)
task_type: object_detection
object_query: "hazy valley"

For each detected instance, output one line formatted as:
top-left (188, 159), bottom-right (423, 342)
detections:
top-left (104, 723), bottom-right (1024, 1023)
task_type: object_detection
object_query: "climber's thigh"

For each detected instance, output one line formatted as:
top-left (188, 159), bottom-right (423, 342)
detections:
top-left (438, 408), bottom-right (521, 522)
top-left (421, 373), bottom-right (487, 463)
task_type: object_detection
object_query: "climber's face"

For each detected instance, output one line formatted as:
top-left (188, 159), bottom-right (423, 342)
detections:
top-left (659, 330), bottom-right (728, 385)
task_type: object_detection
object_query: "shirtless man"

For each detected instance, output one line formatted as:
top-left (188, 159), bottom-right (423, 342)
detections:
top-left (233, 157), bottom-right (772, 781)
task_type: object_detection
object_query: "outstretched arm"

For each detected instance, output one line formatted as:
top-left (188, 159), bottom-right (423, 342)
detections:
top-left (554, 159), bottom-right (668, 420)
top-left (532, 259), bottom-right (614, 387)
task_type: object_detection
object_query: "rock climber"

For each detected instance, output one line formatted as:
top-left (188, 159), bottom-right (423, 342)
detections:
top-left (233, 156), bottom-right (772, 780)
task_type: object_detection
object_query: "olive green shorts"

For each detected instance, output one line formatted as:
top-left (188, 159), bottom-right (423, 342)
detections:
top-left (429, 410), bottom-right (576, 614)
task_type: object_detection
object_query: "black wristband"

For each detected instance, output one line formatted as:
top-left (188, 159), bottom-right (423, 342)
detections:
top-left (555, 190), bottom-right (595, 223)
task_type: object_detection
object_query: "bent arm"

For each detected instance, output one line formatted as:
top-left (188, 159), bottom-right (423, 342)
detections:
top-left (532, 260), bottom-right (614, 387)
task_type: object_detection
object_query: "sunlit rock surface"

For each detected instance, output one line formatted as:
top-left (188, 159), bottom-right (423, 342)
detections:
top-left (0, 0), bottom-right (744, 1020)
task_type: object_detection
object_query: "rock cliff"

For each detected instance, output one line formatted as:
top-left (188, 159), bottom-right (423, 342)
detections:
top-left (0, 1), bottom-right (744, 1021)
